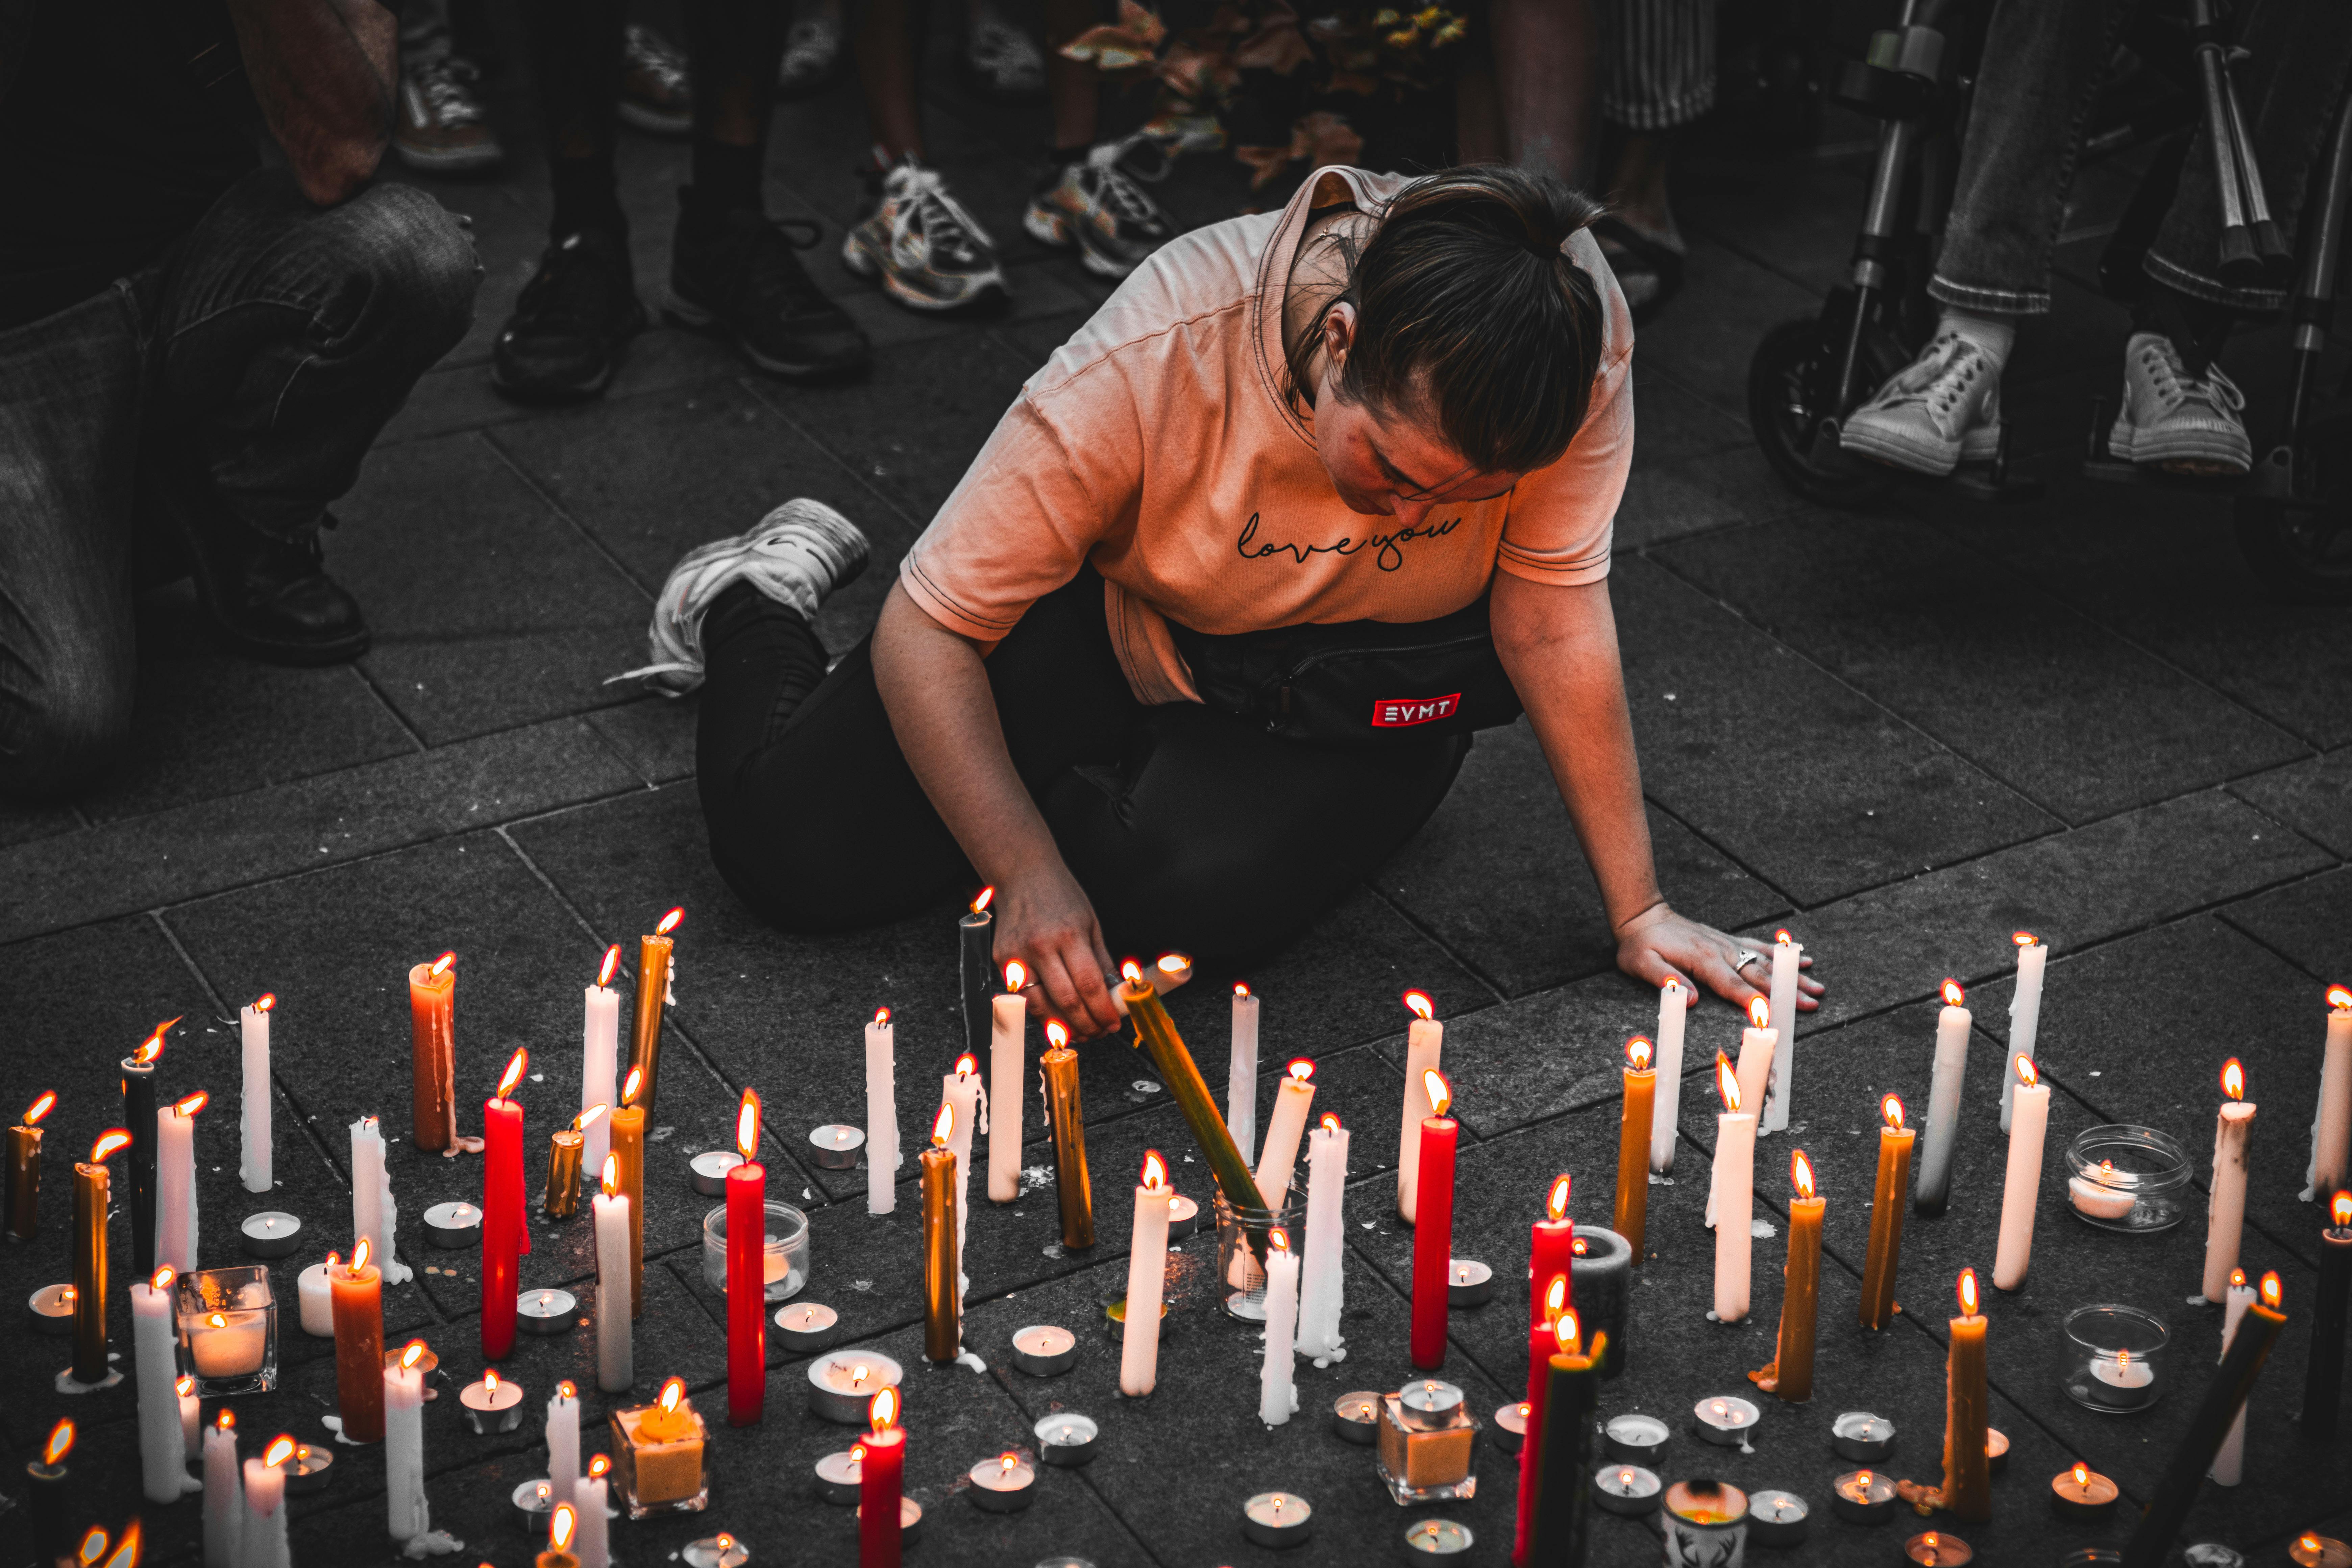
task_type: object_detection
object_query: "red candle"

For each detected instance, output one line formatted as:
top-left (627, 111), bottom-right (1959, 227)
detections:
top-left (1410, 1069), bottom-right (1459, 1371)
top-left (858, 1387), bottom-right (905, 1568)
top-left (726, 1089), bottom-right (766, 1426)
top-left (1515, 1270), bottom-right (1570, 1565)
top-left (480, 1050), bottom-right (530, 1361)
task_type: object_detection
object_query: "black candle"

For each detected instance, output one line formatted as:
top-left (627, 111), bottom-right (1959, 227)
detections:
top-left (959, 889), bottom-right (995, 1065)
top-left (1570, 1225), bottom-right (1633, 1380)
top-left (27, 1419), bottom-right (73, 1568)
top-left (1526, 1311), bottom-right (1605, 1563)
top-left (2304, 1193), bottom-right (2351, 1441)
top-left (2120, 1272), bottom-right (2286, 1568)
top-left (120, 1021), bottom-right (171, 1277)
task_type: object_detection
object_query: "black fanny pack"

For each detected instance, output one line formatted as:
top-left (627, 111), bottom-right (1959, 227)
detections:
top-left (1168, 595), bottom-right (1523, 745)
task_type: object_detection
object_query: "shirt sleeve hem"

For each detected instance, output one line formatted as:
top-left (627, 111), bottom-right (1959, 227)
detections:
top-left (1494, 549), bottom-right (1614, 586)
top-left (899, 554), bottom-right (1025, 641)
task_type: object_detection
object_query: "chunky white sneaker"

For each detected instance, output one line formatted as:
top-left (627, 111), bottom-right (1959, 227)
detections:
top-left (615, 499), bottom-right (870, 694)
top-left (841, 157), bottom-right (1007, 311)
top-left (1023, 135), bottom-right (1175, 278)
top-left (1838, 333), bottom-right (2003, 476)
top-left (2108, 332), bottom-right (2251, 475)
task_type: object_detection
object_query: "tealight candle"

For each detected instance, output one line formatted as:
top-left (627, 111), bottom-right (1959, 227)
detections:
top-left (296, 1261), bottom-right (334, 1337)
top-left (1010, 1324), bottom-right (1076, 1376)
top-left (1332, 1392), bottom-right (1382, 1445)
top-left (964, 1452), bottom-right (1036, 1513)
top-left (1401, 1519), bottom-right (1473, 1556)
top-left (1490, 1401), bottom-right (1529, 1454)
top-left (239, 1212), bottom-right (302, 1259)
top-left (460, 1370), bottom-right (526, 1433)
top-left (1591, 1464), bottom-right (1661, 1516)
top-left (808, 1125), bottom-right (865, 1171)
top-left (682, 1536), bottom-right (749, 1568)
top-left (814, 1449), bottom-right (861, 1505)
top-left (1242, 1492), bottom-right (1313, 1548)
top-left (689, 1151), bottom-right (742, 1198)
top-left (517, 1288), bottom-right (578, 1335)
top-left (1165, 1192), bottom-right (1200, 1240)
top-left (1398, 1378), bottom-right (1466, 1428)
top-left (1034, 1412), bottom-right (1098, 1467)
top-left (1832, 1468), bottom-right (1898, 1525)
top-left (421, 1202), bottom-right (480, 1249)
top-left (1102, 1295), bottom-right (1169, 1341)
top-left (1445, 1259), bottom-right (1493, 1306)
top-left (2290, 1536), bottom-right (2352, 1568)
top-left (1832, 1411), bottom-right (1896, 1462)
top-left (284, 1442), bottom-right (333, 1495)
top-left (1905, 1530), bottom-right (1974, 1566)
top-left (1748, 1489), bottom-right (1809, 1547)
top-left (2049, 1463), bottom-right (2118, 1523)
top-left (2088, 1348), bottom-right (2157, 1410)
top-left (513, 1477), bottom-right (553, 1531)
top-left (1663, 1479), bottom-right (1748, 1562)
top-left (1692, 1394), bottom-right (1761, 1446)
top-left (773, 1301), bottom-right (838, 1352)
top-left (1601, 1412), bottom-right (1668, 1464)
top-left (805, 1351), bottom-right (903, 1425)
top-left (1985, 1427), bottom-right (2009, 1476)
top-left (26, 1282), bottom-right (74, 1336)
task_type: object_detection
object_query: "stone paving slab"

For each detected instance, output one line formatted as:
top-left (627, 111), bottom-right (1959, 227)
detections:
top-left (2216, 867), bottom-right (2352, 988)
top-left (2232, 751), bottom-right (2352, 860)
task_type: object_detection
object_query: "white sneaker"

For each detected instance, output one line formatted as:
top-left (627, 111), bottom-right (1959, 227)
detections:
top-left (1838, 332), bottom-right (2004, 476)
top-left (841, 157), bottom-right (1007, 312)
top-left (614, 499), bottom-right (870, 694)
top-left (2108, 332), bottom-right (2251, 475)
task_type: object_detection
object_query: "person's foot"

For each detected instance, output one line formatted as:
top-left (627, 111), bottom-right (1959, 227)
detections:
top-left (619, 24), bottom-right (693, 136)
top-left (393, 55), bottom-right (504, 173)
top-left (1838, 332), bottom-right (2004, 476)
top-left (620, 499), bottom-right (871, 693)
top-left (150, 457), bottom-right (369, 665)
top-left (777, 15), bottom-right (846, 98)
top-left (842, 157), bottom-right (1007, 312)
top-left (1024, 135), bottom-right (1175, 279)
top-left (963, 9), bottom-right (1045, 97)
top-left (665, 201), bottom-right (872, 378)
top-left (2108, 331), bottom-right (2252, 475)
top-left (491, 229), bottom-right (646, 404)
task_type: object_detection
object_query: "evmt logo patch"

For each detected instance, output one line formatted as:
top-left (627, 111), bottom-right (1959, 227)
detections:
top-left (1372, 693), bottom-right (1461, 728)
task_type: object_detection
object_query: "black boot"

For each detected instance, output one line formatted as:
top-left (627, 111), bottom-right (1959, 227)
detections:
top-left (492, 228), bottom-right (646, 403)
top-left (151, 454), bottom-right (369, 664)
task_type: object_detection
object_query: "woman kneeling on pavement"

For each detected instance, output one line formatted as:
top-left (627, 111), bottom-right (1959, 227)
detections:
top-left (630, 163), bottom-right (1824, 1036)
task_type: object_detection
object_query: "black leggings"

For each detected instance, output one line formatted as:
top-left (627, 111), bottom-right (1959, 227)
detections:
top-left (695, 572), bottom-right (1472, 960)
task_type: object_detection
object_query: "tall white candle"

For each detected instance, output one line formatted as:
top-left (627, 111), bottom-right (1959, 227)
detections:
top-left (944, 1059), bottom-right (979, 1308)
top-left (1257, 1236), bottom-right (1301, 1426)
top-left (349, 1116), bottom-right (412, 1284)
top-left (1710, 1002), bottom-right (1775, 1227)
top-left (2002, 935), bottom-right (2048, 1133)
top-left (865, 1009), bottom-right (898, 1215)
top-left (1295, 1117), bottom-right (1349, 1365)
top-left (237, 1455), bottom-right (290, 1568)
top-left (2203, 1060), bottom-right (2256, 1302)
top-left (239, 997), bottom-right (273, 1194)
top-left (1993, 1056), bottom-right (2049, 1291)
top-left (988, 979), bottom-right (1025, 1203)
top-left (575, 1471), bottom-right (611, 1568)
top-left (582, 965), bottom-right (620, 1181)
top-left (297, 1260), bottom-right (335, 1337)
top-left (593, 1183), bottom-right (632, 1393)
top-left (1229, 985), bottom-right (1261, 1168)
top-left (133, 1276), bottom-right (194, 1502)
top-left (1915, 982), bottom-right (1973, 1213)
top-left (156, 1099), bottom-right (199, 1273)
top-left (1764, 932), bottom-right (1802, 1133)
top-left (181, 1375), bottom-right (201, 1458)
top-left (1254, 1061), bottom-right (1316, 1211)
top-left (1712, 1071), bottom-right (1756, 1324)
top-left (546, 1382), bottom-right (580, 1510)
top-left (2306, 990), bottom-right (2352, 1201)
top-left (1118, 1155), bottom-right (1174, 1396)
top-left (203, 1418), bottom-right (241, 1568)
top-left (2209, 1273), bottom-right (2255, 1485)
top-left (1650, 977), bottom-right (1687, 1173)
top-left (1398, 993), bottom-right (1443, 1221)
top-left (385, 1353), bottom-right (429, 1540)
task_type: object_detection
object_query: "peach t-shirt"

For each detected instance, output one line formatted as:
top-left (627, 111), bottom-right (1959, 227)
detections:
top-left (900, 165), bottom-right (1635, 705)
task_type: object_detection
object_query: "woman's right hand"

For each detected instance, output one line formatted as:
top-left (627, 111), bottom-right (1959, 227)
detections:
top-left (994, 861), bottom-right (1125, 1039)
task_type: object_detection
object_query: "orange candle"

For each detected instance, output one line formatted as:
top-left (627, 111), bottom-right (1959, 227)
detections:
top-left (1900, 1269), bottom-right (1991, 1521)
top-left (1859, 1095), bottom-right (1915, 1330)
top-left (629, 908), bottom-right (682, 1114)
top-left (8, 1090), bottom-right (57, 1243)
top-left (407, 953), bottom-right (457, 1152)
top-left (1751, 1149), bottom-right (1822, 1402)
top-left (612, 1067), bottom-right (647, 1318)
top-left (1612, 1038), bottom-right (1655, 1258)
top-left (72, 1130), bottom-right (131, 1384)
top-left (330, 1239), bottom-right (386, 1443)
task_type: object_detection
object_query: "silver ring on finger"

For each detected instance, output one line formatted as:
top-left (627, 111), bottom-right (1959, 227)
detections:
top-left (1735, 950), bottom-right (1765, 973)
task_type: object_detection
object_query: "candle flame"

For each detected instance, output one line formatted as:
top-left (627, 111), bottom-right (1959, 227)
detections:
top-left (1546, 1173), bottom-right (1572, 1221)
top-left (2260, 1271), bottom-right (2282, 1309)
top-left (264, 1435), bottom-right (295, 1468)
top-left (655, 907), bottom-right (684, 936)
top-left (1141, 1149), bottom-right (1169, 1191)
top-left (1287, 1058), bottom-right (1314, 1082)
top-left (2333, 1191), bottom-right (2351, 1228)
top-left (1662, 976), bottom-right (1681, 994)
top-left (1402, 989), bottom-right (1435, 1021)
top-left (589, 1454), bottom-right (610, 1479)
top-left (1005, 959), bottom-right (1027, 992)
top-left (931, 1102), bottom-right (955, 1147)
top-left (1320, 1112), bottom-right (1341, 1133)
top-left (874, 1007), bottom-right (891, 1027)
top-left (1121, 959), bottom-right (1143, 984)
top-left (43, 1419), bottom-right (73, 1465)
top-left (1714, 1053), bottom-right (1739, 1114)
top-left (1941, 978), bottom-right (1964, 1007)
top-left (2014, 1055), bottom-right (2038, 1089)
top-left (2221, 1057), bottom-right (2246, 1101)
top-left (1234, 982), bottom-right (1251, 998)
top-left (549, 1505), bottom-right (576, 1552)
top-left (659, 1376), bottom-right (684, 1412)
top-left (1268, 1228), bottom-right (1291, 1252)
top-left (401, 1340), bottom-right (427, 1370)
top-left (89, 1128), bottom-right (131, 1163)
top-left (971, 886), bottom-right (994, 915)
top-left (716, 1537), bottom-right (733, 1558)
top-left (151, 1265), bottom-right (175, 1292)
top-left (601, 1154), bottom-right (619, 1197)
top-left (1792, 1148), bottom-right (1815, 1200)
top-left (207, 1313), bottom-right (226, 1329)
top-left (23, 1090), bottom-right (55, 1125)
top-left (2230, 1267), bottom-right (2246, 1289)
top-left (623, 1065), bottom-right (644, 1106)
top-left (597, 945), bottom-right (621, 988)
top-left (2305, 1538), bottom-right (2325, 1555)
top-left (429, 951), bottom-right (456, 978)
top-left (1045, 1019), bottom-right (1069, 1049)
top-left (1626, 1035), bottom-right (1652, 1072)
top-left (1774, 929), bottom-right (1793, 944)
top-left (1544, 1273), bottom-right (1567, 1315)
top-left (1572, 1235), bottom-right (1589, 1256)
top-left (1157, 954), bottom-right (1189, 976)
top-left (351, 1237), bottom-right (371, 1274)
top-left (176, 1375), bottom-right (194, 1397)
top-left (134, 1018), bottom-right (179, 1063)
top-left (496, 1048), bottom-right (528, 1100)
top-left (577, 1104), bottom-right (607, 1132)
top-left (870, 1385), bottom-right (899, 1431)
top-left (1000, 1452), bottom-right (1018, 1474)
top-left (218, 1410), bottom-right (234, 1431)
top-left (1882, 1094), bottom-right (1905, 1131)
top-left (174, 1090), bottom-right (208, 1118)
top-left (1551, 1307), bottom-right (1581, 1356)
top-left (736, 1089), bottom-right (761, 1161)
top-left (1957, 1268), bottom-right (1979, 1316)
top-left (2327, 985), bottom-right (2351, 1011)
top-left (1747, 995), bottom-right (1771, 1029)
top-left (1423, 1068), bottom-right (1451, 1119)
top-left (102, 1522), bottom-right (139, 1568)
top-left (954, 1052), bottom-right (978, 1078)
top-left (76, 1532), bottom-right (105, 1568)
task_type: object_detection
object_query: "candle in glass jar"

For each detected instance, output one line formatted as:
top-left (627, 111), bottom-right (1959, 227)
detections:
top-left (629, 908), bottom-right (683, 1114)
top-left (866, 1007), bottom-right (897, 1216)
top-left (2203, 1058), bottom-right (2256, 1302)
top-left (1118, 1151), bottom-right (1173, 1396)
top-left (407, 954), bottom-right (458, 1152)
top-left (1750, 1149), bottom-right (1822, 1402)
top-left (1650, 978), bottom-right (1687, 1173)
top-left (481, 1050), bottom-right (531, 1359)
top-left (1859, 1095), bottom-right (1915, 1330)
top-left (331, 1240), bottom-right (386, 1443)
top-left (1398, 991), bottom-right (1443, 1221)
top-left (583, 947), bottom-right (621, 1182)
top-left (1613, 1039), bottom-right (1654, 1258)
top-left (5, 1088), bottom-right (55, 1243)
top-left (1915, 981), bottom-right (1972, 1216)
top-left (1255, 1058), bottom-right (1316, 1210)
top-left (726, 1091), bottom-right (767, 1426)
top-left (988, 964), bottom-right (1025, 1203)
top-left (1229, 983), bottom-right (1261, 1168)
top-left (1409, 1069), bottom-right (1458, 1370)
top-left (1994, 1056), bottom-right (2049, 1291)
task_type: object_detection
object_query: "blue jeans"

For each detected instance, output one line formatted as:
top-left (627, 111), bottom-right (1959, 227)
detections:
top-left (0, 169), bottom-right (477, 798)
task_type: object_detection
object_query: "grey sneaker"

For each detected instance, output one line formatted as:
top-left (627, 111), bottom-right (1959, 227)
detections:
top-left (842, 157), bottom-right (1007, 311)
top-left (1024, 135), bottom-right (1175, 279)
top-left (1838, 333), bottom-right (2003, 476)
top-left (614, 500), bottom-right (870, 694)
top-left (2108, 332), bottom-right (2251, 475)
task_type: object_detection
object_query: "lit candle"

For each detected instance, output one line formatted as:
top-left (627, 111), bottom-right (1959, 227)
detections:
top-left (1751, 1150), bottom-right (1822, 1402)
top-left (123, 1019), bottom-right (173, 1277)
top-left (1118, 963), bottom-right (1264, 1222)
top-left (2203, 1057), bottom-right (2255, 1301)
top-left (1860, 1095), bottom-right (1914, 1329)
top-left (1898, 1270), bottom-right (1990, 1522)
top-left (2308, 986), bottom-right (2352, 1200)
top-left (239, 1436), bottom-right (296, 1568)
top-left (1993, 1055), bottom-right (2049, 1291)
top-left (5, 1088), bottom-right (55, 1242)
top-left (2049, 1460), bottom-right (2118, 1523)
top-left (458, 1366), bottom-right (525, 1433)
top-left (858, 1389), bottom-right (905, 1568)
top-left (629, 907), bottom-right (683, 1114)
top-left (1711, 999), bottom-right (1774, 1227)
top-left (26, 1421), bottom-right (75, 1568)
top-left (1529, 1175), bottom-right (1577, 1371)
top-left (1118, 1151), bottom-right (1174, 1395)
top-left (349, 1113), bottom-right (412, 1285)
top-left (386, 1341), bottom-right (431, 1540)
top-left (1613, 1038), bottom-right (1655, 1258)
top-left (1764, 929), bottom-right (1802, 1132)
top-left (593, 1156), bottom-right (632, 1393)
top-left (1398, 991), bottom-right (1443, 1221)
top-left (1258, 1228), bottom-right (1300, 1425)
top-left (2002, 934), bottom-right (2046, 1134)
top-left (966, 1451), bottom-right (1036, 1513)
top-left (481, 1049), bottom-right (531, 1359)
top-left (1410, 1069), bottom-right (1459, 1370)
top-left (2209, 1269), bottom-right (2255, 1485)
top-left (2307, 1190), bottom-right (2352, 1441)
top-left (407, 953), bottom-right (458, 1153)
top-left (2120, 1273), bottom-right (2286, 1568)
top-left (298, 1254), bottom-right (336, 1337)
top-left (989, 963), bottom-right (1025, 1203)
top-left (576, 1455), bottom-right (612, 1568)
top-left (332, 1239), bottom-right (386, 1443)
top-left (1255, 1059), bottom-right (1316, 1209)
top-left (155, 1091), bottom-right (205, 1273)
top-left (545, 1106), bottom-right (604, 1220)
top-left (959, 887), bottom-right (995, 1064)
top-left (1294, 1113), bottom-right (1349, 1365)
top-left (203, 1412), bottom-right (240, 1568)
top-left (921, 1104), bottom-right (961, 1364)
top-left (540, 1505), bottom-right (580, 1568)
top-left (1915, 981), bottom-right (1971, 1216)
top-left (239, 995), bottom-right (274, 1194)
top-left (1650, 978), bottom-right (1686, 1173)
top-left (133, 1266), bottom-right (196, 1501)
top-left (532, 1376), bottom-right (577, 1512)
top-left (941, 1055), bottom-right (979, 1313)
top-left (1526, 1309), bottom-right (1606, 1564)
top-left (72, 1128), bottom-right (131, 1384)
top-left (583, 947), bottom-right (620, 1183)
top-left (1040, 1019), bottom-right (1093, 1248)
top-left (613, 1067), bottom-right (646, 1318)
top-left (180, 1373), bottom-right (201, 1458)
top-left (1711, 1055), bottom-right (1755, 1323)
top-left (1513, 1273), bottom-right (1569, 1566)
top-left (725, 1091), bottom-right (767, 1423)
top-left (1571, 1226), bottom-right (1633, 1379)
top-left (865, 1007), bottom-right (897, 1216)
top-left (1229, 983), bottom-right (1261, 1168)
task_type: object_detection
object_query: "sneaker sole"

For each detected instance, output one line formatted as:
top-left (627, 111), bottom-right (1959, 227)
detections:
top-left (1838, 419), bottom-right (1999, 477)
top-left (660, 286), bottom-right (869, 379)
top-left (1023, 205), bottom-right (1073, 248)
top-left (840, 232), bottom-right (1008, 312)
top-left (618, 102), bottom-right (692, 137)
top-left (2106, 416), bottom-right (2251, 475)
top-left (489, 301), bottom-right (645, 405)
top-left (393, 139), bottom-right (506, 172)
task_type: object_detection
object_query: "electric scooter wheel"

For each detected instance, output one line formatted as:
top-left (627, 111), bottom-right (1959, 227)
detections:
top-left (2233, 412), bottom-right (2352, 603)
top-left (1748, 317), bottom-right (1907, 510)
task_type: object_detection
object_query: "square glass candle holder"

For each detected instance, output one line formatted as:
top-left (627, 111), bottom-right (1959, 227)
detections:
top-left (2059, 1304), bottom-right (2170, 1413)
top-left (2065, 1126), bottom-right (2191, 1232)
top-left (611, 1398), bottom-right (711, 1517)
top-left (700, 1200), bottom-right (809, 1303)
top-left (1373, 1388), bottom-right (1481, 1505)
top-left (1213, 1182), bottom-right (1305, 1322)
top-left (175, 1266), bottom-right (278, 1396)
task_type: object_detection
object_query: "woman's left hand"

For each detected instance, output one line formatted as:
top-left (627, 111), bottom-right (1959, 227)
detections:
top-left (1615, 903), bottom-right (1826, 1014)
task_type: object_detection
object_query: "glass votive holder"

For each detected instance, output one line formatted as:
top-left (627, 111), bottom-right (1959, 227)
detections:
top-left (1213, 1183), bottom-right (1305, 1321)
top-left (701, 1200), bottom-right (809, 1303)
top-left (2065, 1125), bottom-right (2191, 1232)
top-left (2059, 1303), bottom-right (2169, 1412)
top-left (174, 1265), bottom-right (278, 1396)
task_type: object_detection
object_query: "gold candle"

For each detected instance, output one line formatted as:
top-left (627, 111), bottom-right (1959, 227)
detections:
top-left (629, 908), bottom-right (682, 1115)
top-left (921, 1103), bottom-right (960, 1363)
top-left (72, 1130), bottom-right (130, 1383)
top-left (7, 1090), bottom-right (57, 1243)
top-left (543, 1106), bottom-right (603, 1220)
top-left (1612, 1038), bottom-right (1655, 1259)
top-left (611, 1069), bottom-right (647, 1318)
top-left (407, 954), bottom-right (458, 1152)
top-left (1119, 963), bottom-right (1267, 1221)
top-left (1041, 1021), bottom-right (1094, 1249)
top-left (1859, 1094), bottom-right (1916, 1330)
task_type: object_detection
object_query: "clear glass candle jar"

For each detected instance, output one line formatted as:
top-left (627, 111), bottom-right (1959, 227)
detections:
top-left (1214, 1182), bottom-right (1305, 1321)
top-left (701, 1200), bottom-right (809, 1302)
top-left (175, 1265), bottom-right (278, 1396)
top-left (2065, 1125), bottom-right (2191, 1232)
top-left (2059, 1303), bottom-right (2169, 1413)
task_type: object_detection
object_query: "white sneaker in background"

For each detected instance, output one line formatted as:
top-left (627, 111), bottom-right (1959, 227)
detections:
top-left (616, 499), bottom-right (871, 694)
top-left (1837, 333), bottom-right (2004, 476)
top-left (842, 157), bottom-right (1007, 312)
top-left (2107, 331), bottom-right (2252, 475)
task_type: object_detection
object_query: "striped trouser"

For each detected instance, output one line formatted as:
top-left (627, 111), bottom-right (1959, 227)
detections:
top-left (1597, 0), bottom-right (1718, 131)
